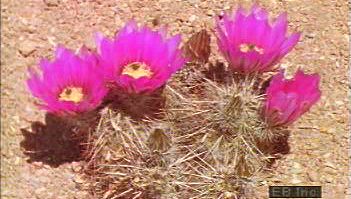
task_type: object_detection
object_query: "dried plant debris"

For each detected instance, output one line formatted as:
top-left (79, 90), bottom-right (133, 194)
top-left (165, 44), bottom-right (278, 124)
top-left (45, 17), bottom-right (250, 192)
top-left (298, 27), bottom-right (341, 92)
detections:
top-left (84, 67), bottom-right (288, 199)
top-left (182, 29), bottom-right (211, 64)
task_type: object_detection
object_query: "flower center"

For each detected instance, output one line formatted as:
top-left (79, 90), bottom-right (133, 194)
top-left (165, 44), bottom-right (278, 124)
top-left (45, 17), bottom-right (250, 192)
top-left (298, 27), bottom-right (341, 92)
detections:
top-left (239, 43), bottom-right (264, 54)
top-left (59, 87), bottom-right (84, 103)
top-left (121, 62), bottom-right (153, 79)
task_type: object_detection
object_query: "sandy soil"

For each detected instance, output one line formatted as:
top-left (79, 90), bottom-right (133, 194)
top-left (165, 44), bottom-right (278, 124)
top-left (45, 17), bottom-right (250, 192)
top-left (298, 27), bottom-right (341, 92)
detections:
top-left (1, 0), bottom-right (350, 198)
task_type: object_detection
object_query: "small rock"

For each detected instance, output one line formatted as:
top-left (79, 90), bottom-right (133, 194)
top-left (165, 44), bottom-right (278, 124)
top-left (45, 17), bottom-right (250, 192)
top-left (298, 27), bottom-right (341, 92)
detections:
top-left (71, 161), bottom-right (83, 172)
top-left (258, 180), bottom-right (267, 185)
top-left (272, 178), bottom-right (282, 183)
top-left (325, 162), bottom-right (336, 169)
top-left (291, 178), bottom-right (302, 184)
top-left (324, 167), bottom-right (336, 175)
top-left (47, 36), bottom-right (57, 46)
top-left (301, 17), bottom-right (308, 23)
top-left (73, 175), bottom-right (85, 184)
top-left (291, 175), bottom-right (302, 184)
top-left (307, 171), bottom-right (319, 182)
top-left (291, 162), bottom-right (302, 174)
top-left (188, 15), bottom-right (197, 22)
top-left (43, 164), bottom-right (51, 169)
top-left (335, 100), bottom-right (344, 106)
top-left (323, 175), bottom-right (333, 183)
top-left (224, 192), bottom-right (235, 198)
top-left (74, 191), bottom-right (90, 199)
top-left (34, 187), bottom-right (46, 195)
top-left (19, 40), bottom-right (37, 57)
top-left (32, 161), bottom-right (44, 168)
top-left (322, 152), bottom-right (332, 158)
top-left (206, 10), bottom-right (215, 16)
top-left (104, 151), bottom-right (112, 161)
top-left (14, 156), bottom-right (21, 165)
top-left (305, 33), bottom-right (316, 38)
top-left (43, 0), bottom-right (59, 7)
top-left (319, 127), bottom-right (331, 134)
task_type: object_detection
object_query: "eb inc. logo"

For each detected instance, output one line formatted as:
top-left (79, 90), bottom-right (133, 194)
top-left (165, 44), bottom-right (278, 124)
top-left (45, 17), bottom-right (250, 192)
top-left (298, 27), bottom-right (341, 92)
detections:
top-left (269, 186), bottom-right (322, 198)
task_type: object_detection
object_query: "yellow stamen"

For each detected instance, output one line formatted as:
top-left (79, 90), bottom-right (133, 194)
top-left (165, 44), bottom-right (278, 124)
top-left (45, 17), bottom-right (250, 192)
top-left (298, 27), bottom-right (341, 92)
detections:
top-left (59, 87), bottom-right (84, 103)
top-left (121, 62), bottom-right (153, 79)
top-left (239, 43), bottom-right (264, 54)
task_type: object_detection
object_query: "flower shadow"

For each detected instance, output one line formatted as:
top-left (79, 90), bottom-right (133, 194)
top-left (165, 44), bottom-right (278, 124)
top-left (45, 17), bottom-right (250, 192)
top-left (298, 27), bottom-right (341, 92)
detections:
top-left (20, 113), bottom-right (92, 168)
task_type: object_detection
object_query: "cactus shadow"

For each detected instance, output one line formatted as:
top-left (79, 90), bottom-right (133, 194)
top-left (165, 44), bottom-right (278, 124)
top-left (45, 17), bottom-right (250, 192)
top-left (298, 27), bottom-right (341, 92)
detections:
top-left (20, 113), bottom-right (90, 168)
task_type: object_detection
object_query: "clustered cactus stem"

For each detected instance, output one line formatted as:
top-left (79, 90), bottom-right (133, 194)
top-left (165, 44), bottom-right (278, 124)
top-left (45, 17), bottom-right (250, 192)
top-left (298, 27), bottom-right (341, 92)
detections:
top-left (25, 4), bottom-right (321, 199)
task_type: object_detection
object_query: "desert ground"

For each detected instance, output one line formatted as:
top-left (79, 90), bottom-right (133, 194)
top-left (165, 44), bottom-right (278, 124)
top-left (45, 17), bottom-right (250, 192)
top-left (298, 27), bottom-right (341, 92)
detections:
top-left (1, 0), bottom-right (350, 198)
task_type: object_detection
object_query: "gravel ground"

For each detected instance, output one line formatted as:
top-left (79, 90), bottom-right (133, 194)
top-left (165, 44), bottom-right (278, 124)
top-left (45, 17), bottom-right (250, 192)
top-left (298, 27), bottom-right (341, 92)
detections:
top-left (1, 0), bottom-right (350, 198)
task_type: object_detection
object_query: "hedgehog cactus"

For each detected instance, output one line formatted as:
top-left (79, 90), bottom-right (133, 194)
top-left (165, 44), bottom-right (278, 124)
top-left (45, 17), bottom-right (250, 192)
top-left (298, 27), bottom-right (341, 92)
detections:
top-left (25, 5), bottom-right (322, 199)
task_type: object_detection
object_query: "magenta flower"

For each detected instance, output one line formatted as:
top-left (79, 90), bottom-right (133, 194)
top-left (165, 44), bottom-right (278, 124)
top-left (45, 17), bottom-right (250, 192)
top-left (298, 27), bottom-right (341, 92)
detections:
top-left (215, 5), bottom-right (301, 74)
top-left (96, 21), bottom-right (186, 94)
top-left (27, 46), bottom-right (108, 116)
top-left (263, 70), bottom-right (321, 126)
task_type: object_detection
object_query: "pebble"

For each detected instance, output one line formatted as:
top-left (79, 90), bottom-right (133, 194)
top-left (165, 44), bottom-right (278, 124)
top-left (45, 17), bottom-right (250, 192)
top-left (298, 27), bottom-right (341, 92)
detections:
top-left (71, 161), bottom-right (82, 172)
top-left (43, 0), bottom-right (59, 7)
top-left (73, 175), bottom-right (85, 184)
top-left (323, 175), bottom-right (333, 183)
top-left (322, 152), bottom-right (332, 158)
top-left (291, 162), bottom-right (302, 174)
top-left (324, 162), bottom-right (337, 169)
top-left (291, 178), bottom-right (302, 184)
top-left (43, 164), bottom-right (51, 169)
top-left (18, 40), bottom-right (37, 57)
top-left (32, 161), bottom-right (44, 168)
top-left (188, 15), bottom-right (197, 22)
top-left (14, 157), bottom-right (21, 165)
top-left (34, 187), bottom-right (53, 199)
top-left (324, 167), bottom-right (337, 175)
top-left (307, 171), bottom-right (319, 182)
top-left (305, 33), bottom-right (316, 38)
top-left (224, 192), bottom-right (235, 198)
top-left (74, 191), bottom-right (90, 199)
top-left (271, 178), bottom-right (282, 183)
top-left (34, 187), bottom-right (47, 195)
top-left (206, 10), bottom-right (215, 16)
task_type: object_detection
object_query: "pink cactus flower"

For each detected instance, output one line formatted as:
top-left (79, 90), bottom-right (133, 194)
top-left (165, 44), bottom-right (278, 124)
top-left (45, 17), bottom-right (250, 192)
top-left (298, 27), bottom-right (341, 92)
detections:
top-left (263, 70), bottom-right (321, 126)
top-left (96, 21), bottom-right (186, 94)
top-left (215, 5), bottom-right (301, 74)
top-left (27, 46), bottom-right (108, 116)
